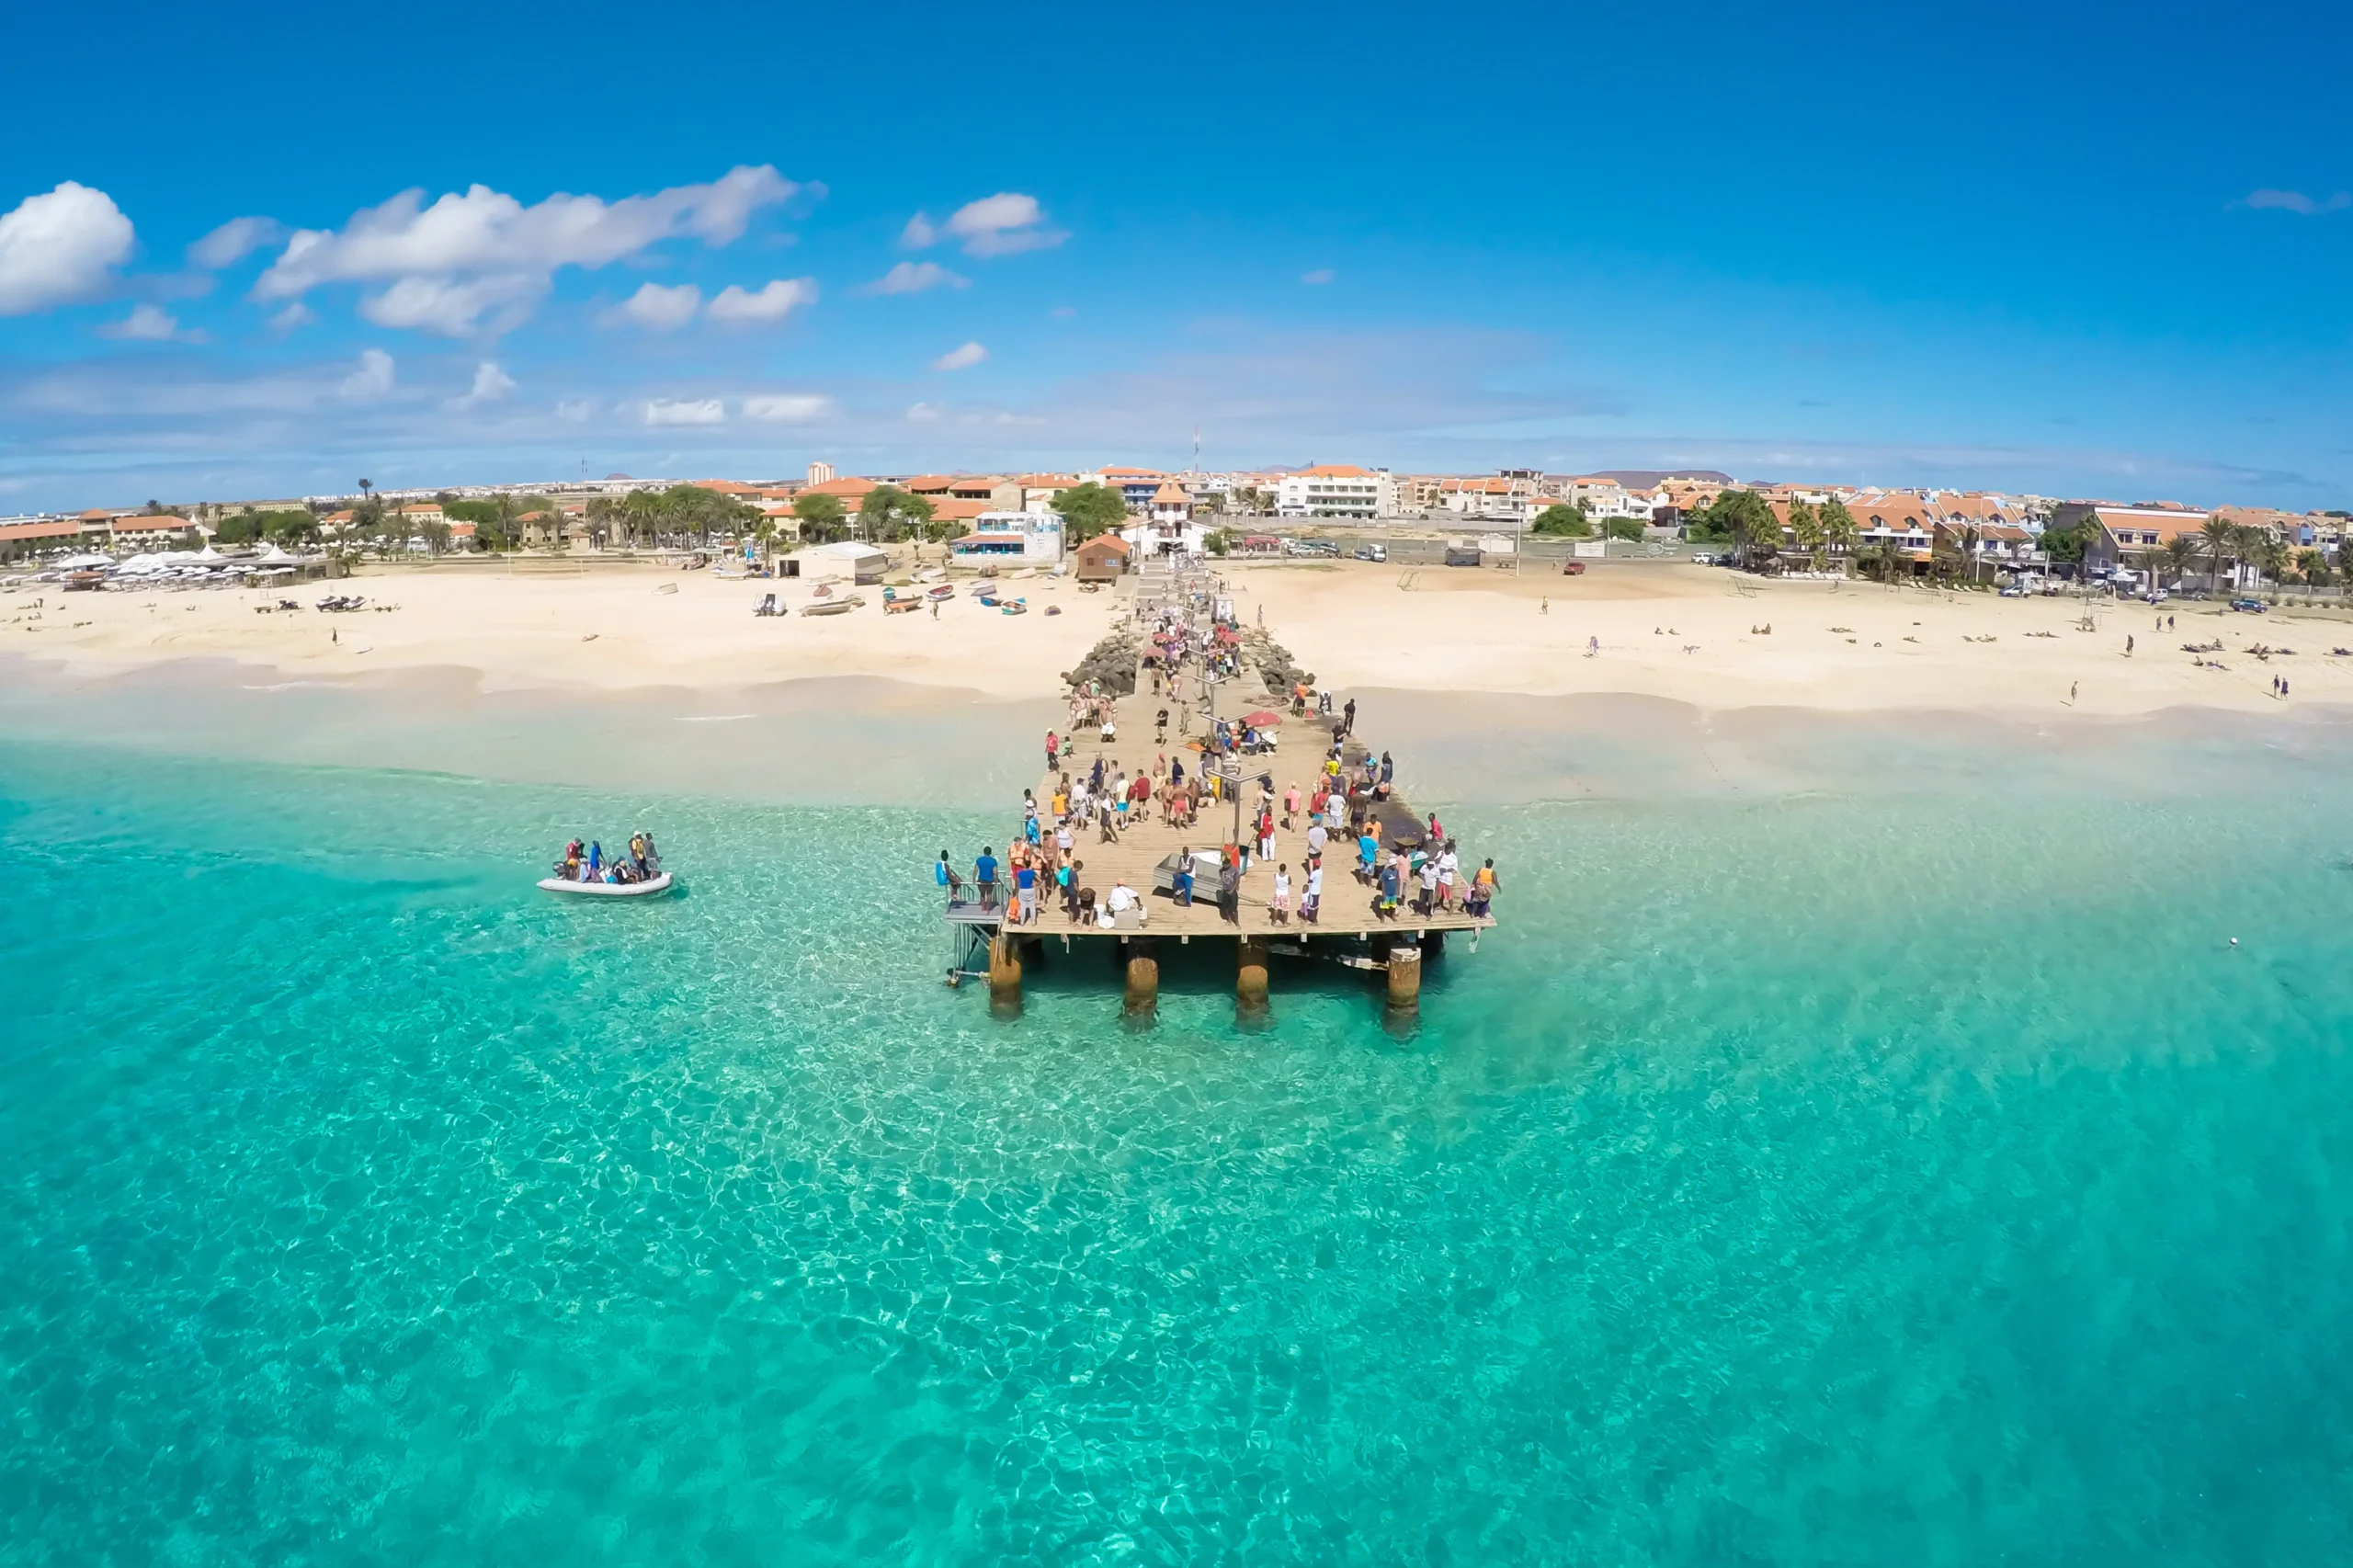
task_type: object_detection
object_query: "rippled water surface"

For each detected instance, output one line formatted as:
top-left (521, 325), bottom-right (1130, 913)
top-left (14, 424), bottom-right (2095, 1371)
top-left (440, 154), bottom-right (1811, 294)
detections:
top-left (4, 733), bottom-right (2352, 1565)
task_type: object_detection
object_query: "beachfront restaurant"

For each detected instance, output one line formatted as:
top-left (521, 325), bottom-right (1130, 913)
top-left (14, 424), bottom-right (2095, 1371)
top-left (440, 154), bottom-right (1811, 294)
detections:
top-left (949, 510), bottom-right (1064, 564)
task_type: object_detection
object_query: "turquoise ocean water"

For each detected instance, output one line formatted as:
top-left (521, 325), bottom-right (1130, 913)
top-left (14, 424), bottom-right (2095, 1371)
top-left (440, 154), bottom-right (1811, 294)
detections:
top-left (4, 726), bottom-right (2352, 1564)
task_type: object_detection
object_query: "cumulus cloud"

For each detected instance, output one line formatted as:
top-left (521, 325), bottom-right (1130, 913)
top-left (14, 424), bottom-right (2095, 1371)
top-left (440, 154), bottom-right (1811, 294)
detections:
top-left (338, 348), bottom-right (396, 400)
top-left (932, 340), bottom-right (987, 371)
top-left (644, 397), bottom-right (724, 426)
top-left (707, 277), bottom-right (817, 324)
top-left (188, 216), bottom-right (284, 269)
top-left (448, 359), bottom-right (517, 409)
top-left (858, 260), bottom-right (967, 296)
top-left (744, 393), bottom-right (834, 422)
top-left (2241, 188), bottom-right (2351, 215)
top-left (99, 303), bottom-right (204, 342)
top-left (607, 281), bottom-right (702, 330)
top-left (0, 181), bottom-right (136, 314)
top-left (1301, 267), bottom-right (1335, 285)
top-left (902, 192), bottom-right (1066, 257)
top-left (252, 165), bottom-right (807, 335)
top-left (362, 273), bottom-right (546, 335)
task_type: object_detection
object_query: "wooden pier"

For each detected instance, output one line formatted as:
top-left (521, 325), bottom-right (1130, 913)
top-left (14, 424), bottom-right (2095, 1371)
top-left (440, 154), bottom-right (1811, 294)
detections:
top-left (946, 564), bottom-right (1493, 1017)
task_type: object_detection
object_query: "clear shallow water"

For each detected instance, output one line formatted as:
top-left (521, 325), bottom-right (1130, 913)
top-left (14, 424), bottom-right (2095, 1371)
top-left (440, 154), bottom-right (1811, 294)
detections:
top-left (3, 735), bottom-right (2351, 1565)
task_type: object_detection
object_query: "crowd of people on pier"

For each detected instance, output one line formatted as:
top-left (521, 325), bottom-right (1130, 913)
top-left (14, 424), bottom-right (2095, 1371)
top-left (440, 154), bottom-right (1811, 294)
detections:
top-left (937, 599), bottom-right (1496, 931)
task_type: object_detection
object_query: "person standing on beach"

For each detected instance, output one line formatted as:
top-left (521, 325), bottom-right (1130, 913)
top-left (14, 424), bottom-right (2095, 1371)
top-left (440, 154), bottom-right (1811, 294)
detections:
top-left (2070, 682), bottom-right (2078, 704)
top-left (2126, 635), bottom-right (2133, 656)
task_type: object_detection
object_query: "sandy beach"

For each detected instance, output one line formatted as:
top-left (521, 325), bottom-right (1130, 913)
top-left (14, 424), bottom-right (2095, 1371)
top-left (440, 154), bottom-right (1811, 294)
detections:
top-left (6, 556), bottom-right (2351, 718)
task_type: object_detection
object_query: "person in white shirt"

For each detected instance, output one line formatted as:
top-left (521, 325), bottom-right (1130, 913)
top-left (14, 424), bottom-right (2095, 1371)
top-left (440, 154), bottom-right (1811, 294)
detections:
top-left (1302, 859), bottom-right (1323, 924)
top-left (1104, 880), bottom-right (1146, 926)
top-left (1306, 822), bottom-right (1327, 857)
top-left (1271, 864), bottom-right (1290, 924)
top-left (1437, 843), bottom-right (1460, 908)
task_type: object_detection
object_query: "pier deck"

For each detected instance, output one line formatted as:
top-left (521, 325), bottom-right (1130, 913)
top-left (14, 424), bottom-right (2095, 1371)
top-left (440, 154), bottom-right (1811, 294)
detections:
top-left (953, 596), bottom-right (1495, 944)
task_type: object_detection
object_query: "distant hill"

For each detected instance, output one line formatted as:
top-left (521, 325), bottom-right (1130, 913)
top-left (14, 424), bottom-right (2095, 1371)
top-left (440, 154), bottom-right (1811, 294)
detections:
top-left (1588, 469), bottom-right (1734, 487)
top-left (603, 472), bottom-right (636, 481)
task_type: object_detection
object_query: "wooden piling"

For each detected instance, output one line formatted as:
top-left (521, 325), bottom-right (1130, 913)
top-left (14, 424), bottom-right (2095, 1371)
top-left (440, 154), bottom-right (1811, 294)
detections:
top-left (1236, 935), bottom-right (1270, 1013)
top-left (987, 928), bottom-right (1023, 1011)
top-left (1123, 938), bottom-right (1159, 1017)
top-left (1384, 938), bottom-right (1422, 1011)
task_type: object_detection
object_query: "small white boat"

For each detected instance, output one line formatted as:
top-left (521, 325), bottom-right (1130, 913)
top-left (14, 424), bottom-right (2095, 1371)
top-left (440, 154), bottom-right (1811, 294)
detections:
top-left (539, 872), bottom-right (674, 897)
top-left (801, 595), bottom-right (863, 617)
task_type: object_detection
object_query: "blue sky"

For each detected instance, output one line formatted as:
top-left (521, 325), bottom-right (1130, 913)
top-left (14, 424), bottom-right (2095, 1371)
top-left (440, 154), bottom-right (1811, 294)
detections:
top-left (2, 0), bottom-right (2347, 511)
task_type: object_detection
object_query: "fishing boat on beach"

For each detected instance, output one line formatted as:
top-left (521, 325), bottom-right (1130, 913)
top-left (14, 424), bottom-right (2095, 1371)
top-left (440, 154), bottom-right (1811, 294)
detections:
top-left (801, 595), bottom-right (864, 617)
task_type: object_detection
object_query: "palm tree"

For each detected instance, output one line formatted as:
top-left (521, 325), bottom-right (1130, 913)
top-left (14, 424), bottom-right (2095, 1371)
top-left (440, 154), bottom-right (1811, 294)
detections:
top-left (2245, 530), bottom-right (2288, 594)
top-left (1820, 499), bottom-right (1859, 570)
top-left (2161, 533), bottom-right (2201, 592)
top-left (1789, 500), bottom-right (1826, 570)
top-left (2200, 516), bottom-right (2236, 593)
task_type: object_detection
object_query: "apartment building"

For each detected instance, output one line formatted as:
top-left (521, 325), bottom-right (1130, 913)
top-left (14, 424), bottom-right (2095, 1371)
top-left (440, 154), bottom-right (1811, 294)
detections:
top-left (1276, 464), bottom-right (1393, 518)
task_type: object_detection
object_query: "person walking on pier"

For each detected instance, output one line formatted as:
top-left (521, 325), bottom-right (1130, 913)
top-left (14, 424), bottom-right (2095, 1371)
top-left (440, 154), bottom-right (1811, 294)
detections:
top-left (1341, 697), bottom-right (1357, 738)
top-left (1046, 730), bottom-right (1059, 771)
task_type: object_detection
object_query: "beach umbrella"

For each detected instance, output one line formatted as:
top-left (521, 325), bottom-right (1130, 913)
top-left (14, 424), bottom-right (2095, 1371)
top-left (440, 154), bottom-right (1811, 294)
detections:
top-left (1243, 710), bottom-right (1281, 727)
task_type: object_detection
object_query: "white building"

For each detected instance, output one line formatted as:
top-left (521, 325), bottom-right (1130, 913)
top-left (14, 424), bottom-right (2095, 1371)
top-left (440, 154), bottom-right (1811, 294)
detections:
top-left (1120, 516), bottom-right (1206, 559)
top-left (1276, 465), bottom-right (1394, 518)
top-left (806, 460), bottom-right (835, 485)
top-left (949, 509), bottom-right (1064, 564)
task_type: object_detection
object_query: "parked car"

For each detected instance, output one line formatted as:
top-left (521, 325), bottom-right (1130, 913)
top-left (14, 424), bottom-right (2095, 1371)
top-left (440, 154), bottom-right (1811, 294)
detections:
top-left (1999, 585), bottom-right (2027, 597)
top-left (2231, 597), bottom-right (2268, 613)
top-left (1562, 560), bottom-right (1586, 575)
top-left (1690, 551), bottom-right (1713, 564)
top-left (1352, 544), bottom-right (1387, 562)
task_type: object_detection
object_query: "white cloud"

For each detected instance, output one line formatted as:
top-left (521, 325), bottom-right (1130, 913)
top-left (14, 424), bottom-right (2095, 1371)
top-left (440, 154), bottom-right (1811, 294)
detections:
top-left (906, 402), bottom-right (940, 422)
top-left (932, 340), bottom-right (987, 371)
top-left (707, 277), bottom-right (817, 324)
top-left (899, 212), bottom-right (938, 249)
top-left (252, 165), bottom-right (806, 335)
top-left (448, 359), bottom-right (517, 409)
top-left (188, 216), bottom-right (284, 269)
top-left (942, 192), bottom-right (1065, 257)
top-left (644, 397), bottom-right (724, 426)
top-left (338, 348), bottom-right (396, 400)
top-left (2242, 188), bottom-right (2351, 215)
top-left (858, 260), bottom-right (967, 296)
top-left (0, 181), bottom-right (135, 314)
top-left (99, 303), bottom-right (204, 343)
top-left (1301, 267), bottom-right (1335, 285)
top-left (268, 301), bottom-right (315, 333)
top-left (744, 393), bottom-right (834, 422)
top-left (361, 273), bottom-right (546, 336)
top-left (555, 398), bottom-right (597, 421)
top-left (606, 281), bottom-right (701, 330)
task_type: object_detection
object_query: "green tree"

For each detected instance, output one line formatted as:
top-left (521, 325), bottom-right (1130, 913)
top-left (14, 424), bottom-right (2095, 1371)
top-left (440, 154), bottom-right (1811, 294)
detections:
top-left (1819, 498), bottom-right (1859, 564)
top-left (1711, 490), bottom-right (1784, 570)
top-left (1683, 498), bottom-right (1734, 543)
top-left (2160, 533), bottom-right (2202, 590)
top-left (1530, 503), bottom-right (1590, 538)
top-left (1053, 482), bottom-right (1129, 543)
top-left (2040, 521), bottom-right (2088, 566)
top-left (2200, 515), bottom-right (2237, 592)
top-left (1603, 516), bottom-right (1644, 543)
top-left (793, 491), bottom-right (848, 543)
top-left (1205, 528), bottom-right (1235, 556)
top-left (2295, 546), bottom-right (2330, 592)
top-left (1787, 500), bottom-right (1824, 569)
top-left (859, 484), bottom-right (934, 543)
